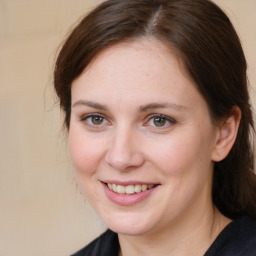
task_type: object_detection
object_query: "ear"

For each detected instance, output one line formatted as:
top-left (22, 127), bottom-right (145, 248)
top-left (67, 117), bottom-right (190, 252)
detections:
top-left (211, 106), bottom-right (241, 162)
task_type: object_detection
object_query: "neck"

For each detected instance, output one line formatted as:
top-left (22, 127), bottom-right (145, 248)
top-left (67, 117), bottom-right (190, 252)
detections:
top-left (118, 207), bottom-right (231, 256)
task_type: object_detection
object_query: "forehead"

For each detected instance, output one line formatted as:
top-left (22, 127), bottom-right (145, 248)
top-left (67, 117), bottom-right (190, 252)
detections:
top-left (71, 38), bottom-right (206, 112)
top-left (74, 39), bottom-right (188, 87)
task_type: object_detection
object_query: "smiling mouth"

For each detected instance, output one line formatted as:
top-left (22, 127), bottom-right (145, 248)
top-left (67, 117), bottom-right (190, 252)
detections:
top-left (105, 183), bottom-right (157, 195)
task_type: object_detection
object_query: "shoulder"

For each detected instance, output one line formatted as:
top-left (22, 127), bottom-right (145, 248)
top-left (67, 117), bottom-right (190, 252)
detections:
top-left (204, 216), bottom-right (256, 256)
top-left (70, 229), bottom-right (119, 256)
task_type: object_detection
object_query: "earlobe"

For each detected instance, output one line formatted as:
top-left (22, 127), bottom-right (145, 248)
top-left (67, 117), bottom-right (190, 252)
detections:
top-left (211, 106), bottom-right (241, 162)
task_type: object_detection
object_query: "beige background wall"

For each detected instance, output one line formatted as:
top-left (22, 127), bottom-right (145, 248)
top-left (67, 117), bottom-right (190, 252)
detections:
top-left (0, 1), bottom-right (255, 256)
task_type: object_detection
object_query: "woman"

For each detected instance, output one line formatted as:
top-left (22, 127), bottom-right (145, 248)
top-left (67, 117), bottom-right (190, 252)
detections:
top-left (54, 0), bottom-right (256, 255)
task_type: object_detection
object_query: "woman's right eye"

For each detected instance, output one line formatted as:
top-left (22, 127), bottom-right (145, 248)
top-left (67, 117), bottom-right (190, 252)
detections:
top-left (81, 114), bottom-right (108, 126)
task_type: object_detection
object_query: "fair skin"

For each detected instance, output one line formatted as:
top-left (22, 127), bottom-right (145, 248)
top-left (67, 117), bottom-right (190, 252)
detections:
top-left (69, 39), bottom-right (240, 255)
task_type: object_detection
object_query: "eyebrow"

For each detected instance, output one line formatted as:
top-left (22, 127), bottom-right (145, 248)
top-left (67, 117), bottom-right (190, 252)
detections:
top-left (72, 100), bottom-right (187, 112)
top-left (138, 102), bottom-right (187, 112)
top-left (72, 100), bottom-right (108, 110)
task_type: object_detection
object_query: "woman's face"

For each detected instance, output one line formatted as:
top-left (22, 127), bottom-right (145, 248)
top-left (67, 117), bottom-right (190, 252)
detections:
top-left (69, 39), bottom-right (218, 236)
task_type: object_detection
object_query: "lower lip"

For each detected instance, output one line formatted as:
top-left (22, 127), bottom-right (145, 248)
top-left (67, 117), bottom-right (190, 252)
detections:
top-left (102, 183), bottom-right (158, 206)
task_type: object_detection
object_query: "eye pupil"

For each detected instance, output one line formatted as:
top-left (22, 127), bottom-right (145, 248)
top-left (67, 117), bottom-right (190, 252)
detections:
top-left (92, 116), bottom-right (104, 125)
top-left (153, 117), bottom-right (166, 127)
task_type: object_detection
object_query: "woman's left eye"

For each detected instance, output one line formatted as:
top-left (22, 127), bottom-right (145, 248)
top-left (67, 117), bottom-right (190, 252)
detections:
top-left (146, 115), bottom-right (176, 128)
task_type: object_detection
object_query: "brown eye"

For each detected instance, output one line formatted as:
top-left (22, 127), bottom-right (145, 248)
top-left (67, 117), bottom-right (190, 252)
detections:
top-left (91, 116), bottom-right (104, 125)
top-left (82, 114), bottom-right (107, 126)
top-left (153, 117), bottom-right (167, 127)
top-left (146, 114), bottom-right (176, 128)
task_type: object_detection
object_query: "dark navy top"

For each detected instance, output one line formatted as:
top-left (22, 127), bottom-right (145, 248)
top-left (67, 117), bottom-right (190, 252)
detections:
top-left (71, 216), bottom-right (256, 256)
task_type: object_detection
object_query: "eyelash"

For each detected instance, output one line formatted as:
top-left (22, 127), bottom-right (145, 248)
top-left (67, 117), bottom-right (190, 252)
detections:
top-left (79, 113), bottom-right (176, 128)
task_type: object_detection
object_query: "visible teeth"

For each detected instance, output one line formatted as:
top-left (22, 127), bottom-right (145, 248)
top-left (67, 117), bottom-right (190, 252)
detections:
top-left (107, 183), bottom-right (154, 194)
top-left (126, 185), bottom-right (135, 194)
top-left (141, 185), bottom-right (147, 191)
top-left (116, 185), bottom-right (125, 194)
top-left (112, 184), bottom-right (117, 192)
top-left (134, 184), bottom-right (142, 193)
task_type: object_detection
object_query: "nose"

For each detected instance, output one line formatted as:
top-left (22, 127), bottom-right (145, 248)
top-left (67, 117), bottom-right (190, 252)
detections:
top-left (105, 126), bottom-right (145, 171)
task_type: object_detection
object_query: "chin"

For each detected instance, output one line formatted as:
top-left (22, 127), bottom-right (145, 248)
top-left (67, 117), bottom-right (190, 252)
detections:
top-left (109, 223), bottom-right (152, 236)
top-left (99, 210), bottom-right (158, 236)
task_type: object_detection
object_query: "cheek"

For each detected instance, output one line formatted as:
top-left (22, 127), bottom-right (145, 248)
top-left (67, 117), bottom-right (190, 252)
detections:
top-left (68, 130), bottom-right (107, 204)
top-left (68, 130), bottom-right (104, 178)
top-left (147, 130), bottom-right (214, 178)
top-left (148, 134), bottom-right (214, 215)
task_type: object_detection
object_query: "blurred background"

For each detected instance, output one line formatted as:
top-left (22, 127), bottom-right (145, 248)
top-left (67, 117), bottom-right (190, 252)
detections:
top-left (0, 0), bottom-right (255, 255)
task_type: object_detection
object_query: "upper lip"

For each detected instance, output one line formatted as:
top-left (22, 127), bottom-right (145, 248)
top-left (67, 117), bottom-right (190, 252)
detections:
top-left (101, 180), bottom-right (159, 186)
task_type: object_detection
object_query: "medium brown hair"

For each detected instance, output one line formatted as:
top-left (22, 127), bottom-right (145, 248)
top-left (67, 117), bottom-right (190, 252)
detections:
top-left (54, 0), bottom-right (256, 219)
